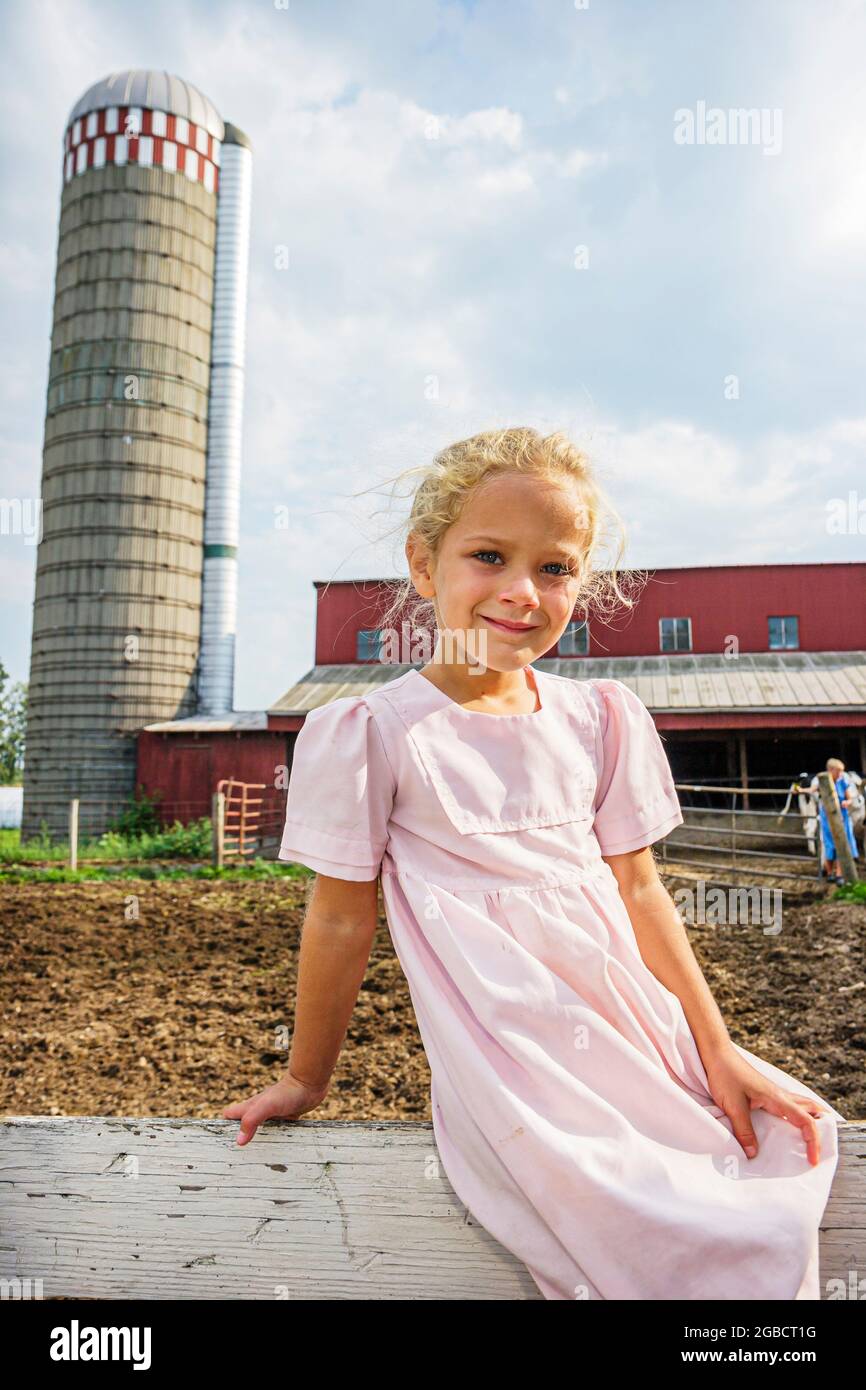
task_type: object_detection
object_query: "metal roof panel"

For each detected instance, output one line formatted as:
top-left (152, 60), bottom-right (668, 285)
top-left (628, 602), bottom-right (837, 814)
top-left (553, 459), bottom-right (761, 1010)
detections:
top-left (268, 652), bottom-right (866, 716)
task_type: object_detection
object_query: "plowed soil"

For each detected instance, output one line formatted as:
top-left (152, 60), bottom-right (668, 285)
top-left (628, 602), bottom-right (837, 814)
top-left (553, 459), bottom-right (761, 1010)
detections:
top-left (1, 874), bottom-right (863, 1124)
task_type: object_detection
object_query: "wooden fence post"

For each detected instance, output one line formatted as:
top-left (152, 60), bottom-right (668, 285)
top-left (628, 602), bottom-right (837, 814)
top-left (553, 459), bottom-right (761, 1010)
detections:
top-left (816, 771), bottom-right (859, 883)
top-left (738, 736), bottom-right (750, 813)
top-left (212, 791), bottom-right (225, 870)
top-left (68, 799), bottom-right (78, 872)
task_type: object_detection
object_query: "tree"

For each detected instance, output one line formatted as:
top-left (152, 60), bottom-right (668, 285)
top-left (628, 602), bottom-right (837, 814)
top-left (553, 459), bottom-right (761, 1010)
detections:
top-left (0, 660), bottom-right (28, 784)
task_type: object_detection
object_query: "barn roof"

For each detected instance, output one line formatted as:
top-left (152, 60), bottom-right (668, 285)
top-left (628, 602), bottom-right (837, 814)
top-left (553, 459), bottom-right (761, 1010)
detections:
top-left (142, 711), bottom-right (268, 733)
top-left (268, 651), bottom-right (866, 717)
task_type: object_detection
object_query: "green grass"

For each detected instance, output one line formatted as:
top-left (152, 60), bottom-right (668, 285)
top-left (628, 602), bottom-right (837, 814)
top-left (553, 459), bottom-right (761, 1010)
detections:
top-left (831, 878), bottom-right (866, 903)
top-left (0, 820), bottom-right (313, 882)
top-left (0, 856), bottom-right (311, 884)
top-left (0, 818), bottom-right (213, 864)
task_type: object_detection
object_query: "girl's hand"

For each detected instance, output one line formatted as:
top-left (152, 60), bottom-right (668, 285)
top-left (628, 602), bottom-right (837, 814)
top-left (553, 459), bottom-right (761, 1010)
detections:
top-left (702, 1048), bottom-right (828, 1167)
top-left (222, 1071), bottom-right (330, 1146)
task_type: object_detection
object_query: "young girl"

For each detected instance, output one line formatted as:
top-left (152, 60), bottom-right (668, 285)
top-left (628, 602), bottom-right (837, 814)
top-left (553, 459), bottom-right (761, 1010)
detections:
top-left (224, 427), bottom-right (845, 1301)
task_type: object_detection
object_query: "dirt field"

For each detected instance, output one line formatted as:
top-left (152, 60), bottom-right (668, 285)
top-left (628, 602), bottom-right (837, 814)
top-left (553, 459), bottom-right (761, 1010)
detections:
top-left (1, 872), bottom-right (863, 1124)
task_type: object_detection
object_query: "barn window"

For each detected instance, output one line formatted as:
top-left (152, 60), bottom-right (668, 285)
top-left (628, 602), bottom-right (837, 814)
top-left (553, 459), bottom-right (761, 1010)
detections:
top-left (768, 615), bottom-right (799, 649)
top-left (356, 628), bottom-right (385, 661)
top-left (558, 619), bottom-right (589, 655)
top-left (660, 617), bottom-right (692, 652)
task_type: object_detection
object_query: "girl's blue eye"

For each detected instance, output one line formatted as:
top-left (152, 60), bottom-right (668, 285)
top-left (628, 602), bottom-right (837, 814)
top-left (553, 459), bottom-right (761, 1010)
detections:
top-left (472, 550), bottom-right (502, 564)
top-left (471, 551), bottom-right (573, 576)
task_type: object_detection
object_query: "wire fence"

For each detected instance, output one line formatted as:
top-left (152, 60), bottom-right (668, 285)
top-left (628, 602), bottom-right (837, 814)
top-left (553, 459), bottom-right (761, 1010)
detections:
top-left (10, 773), bottom-right (864, 889)
top-left (9, 790), bottom-right (289, 866)
top-left (661, 778), bottom-right (864, 887)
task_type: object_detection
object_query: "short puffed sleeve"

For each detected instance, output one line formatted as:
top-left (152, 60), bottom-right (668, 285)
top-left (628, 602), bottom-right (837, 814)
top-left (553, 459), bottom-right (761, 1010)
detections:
top-left (278, 696), bottom-right (396, 880)
top-left (588, 679), bottom-right (683, 856)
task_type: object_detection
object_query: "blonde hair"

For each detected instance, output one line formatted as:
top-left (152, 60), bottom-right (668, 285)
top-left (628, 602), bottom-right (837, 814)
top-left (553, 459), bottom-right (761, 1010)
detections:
top-left (827, 758), bottom-right (845, 772)
top-left (367, 426), bottom-right (644, 644)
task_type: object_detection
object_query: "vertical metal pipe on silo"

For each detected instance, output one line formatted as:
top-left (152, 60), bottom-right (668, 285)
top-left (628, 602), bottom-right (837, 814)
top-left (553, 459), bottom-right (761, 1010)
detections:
top-left (197, 123), bottom-right (253, 714)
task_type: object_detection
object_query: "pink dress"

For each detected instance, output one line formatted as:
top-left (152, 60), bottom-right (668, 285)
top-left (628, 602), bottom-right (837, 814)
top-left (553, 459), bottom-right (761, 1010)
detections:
top-left (278, 664), bottom-right (844, 1300)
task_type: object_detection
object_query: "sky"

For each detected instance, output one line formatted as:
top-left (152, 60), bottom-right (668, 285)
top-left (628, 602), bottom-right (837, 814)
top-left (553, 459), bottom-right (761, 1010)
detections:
top-left (1, 0), bottom-right (864, 711)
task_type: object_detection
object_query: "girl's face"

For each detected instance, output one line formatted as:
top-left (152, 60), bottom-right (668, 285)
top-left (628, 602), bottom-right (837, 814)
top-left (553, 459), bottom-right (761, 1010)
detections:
top-left (408, 473), bottom-right (588, 669)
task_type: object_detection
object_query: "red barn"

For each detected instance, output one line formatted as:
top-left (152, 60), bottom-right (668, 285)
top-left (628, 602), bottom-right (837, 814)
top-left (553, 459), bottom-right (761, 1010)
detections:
top-left (136, 561), bottom-right (866, 849)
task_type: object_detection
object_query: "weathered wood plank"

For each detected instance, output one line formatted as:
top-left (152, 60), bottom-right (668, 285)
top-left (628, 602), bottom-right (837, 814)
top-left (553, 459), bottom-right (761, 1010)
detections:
top-left (0, 1117), bottom-right (862, 1300)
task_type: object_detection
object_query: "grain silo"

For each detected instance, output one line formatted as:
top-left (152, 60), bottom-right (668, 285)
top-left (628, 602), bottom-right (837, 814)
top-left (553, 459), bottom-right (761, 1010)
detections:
top-left (21, 69), bottom-right (252, 840)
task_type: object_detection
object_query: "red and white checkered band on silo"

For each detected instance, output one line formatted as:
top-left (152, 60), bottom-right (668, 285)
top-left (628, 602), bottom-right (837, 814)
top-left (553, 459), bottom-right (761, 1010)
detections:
top-left (63, 106), bottom-right (220, 193)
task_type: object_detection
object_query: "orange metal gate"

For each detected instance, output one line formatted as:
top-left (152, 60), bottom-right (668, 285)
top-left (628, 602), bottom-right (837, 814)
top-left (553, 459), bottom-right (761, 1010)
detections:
top-left (215, 778), bottom-right (266, 860)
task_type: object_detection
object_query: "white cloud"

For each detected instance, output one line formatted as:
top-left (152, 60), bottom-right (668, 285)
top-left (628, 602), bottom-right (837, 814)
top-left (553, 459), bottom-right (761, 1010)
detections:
top-left (438, 107), bottom-right (525, 149)
top-left (1, 0), bottom-right (863, 710)
top-left (757, 2), bottom-right (866, 261)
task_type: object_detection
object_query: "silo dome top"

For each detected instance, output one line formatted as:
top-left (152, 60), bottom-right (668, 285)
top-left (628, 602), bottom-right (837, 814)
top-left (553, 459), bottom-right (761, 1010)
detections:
top-left (68, 69), bottom-right (224, 141)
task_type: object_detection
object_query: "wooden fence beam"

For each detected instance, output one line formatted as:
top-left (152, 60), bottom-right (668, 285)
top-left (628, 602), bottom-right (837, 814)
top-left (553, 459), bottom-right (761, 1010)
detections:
top-left (1, 1117), bottom-right (863, 1301)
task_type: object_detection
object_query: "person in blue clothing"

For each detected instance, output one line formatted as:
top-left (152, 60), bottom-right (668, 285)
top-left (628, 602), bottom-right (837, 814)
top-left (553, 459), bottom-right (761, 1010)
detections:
top-left (815, 758), bottom-right (860, 884)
